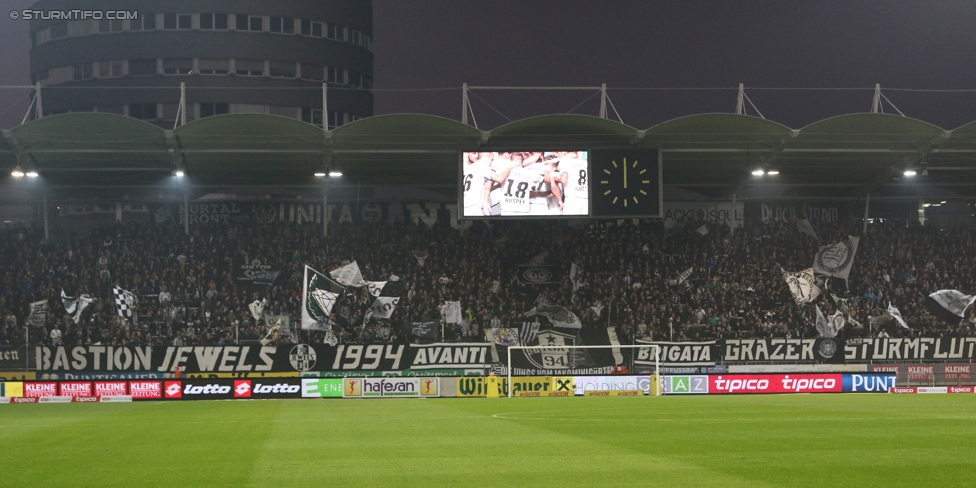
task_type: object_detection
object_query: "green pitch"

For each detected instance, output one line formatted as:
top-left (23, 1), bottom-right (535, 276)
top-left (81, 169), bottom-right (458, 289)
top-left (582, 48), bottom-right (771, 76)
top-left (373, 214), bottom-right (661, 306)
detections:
top-left (1, 395), bottom-right (974, 487)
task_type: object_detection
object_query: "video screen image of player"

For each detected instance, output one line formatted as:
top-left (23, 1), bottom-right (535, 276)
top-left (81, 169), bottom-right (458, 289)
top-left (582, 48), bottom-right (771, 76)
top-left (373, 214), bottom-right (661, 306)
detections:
top-left (461, 151), bottom-right (589, 217)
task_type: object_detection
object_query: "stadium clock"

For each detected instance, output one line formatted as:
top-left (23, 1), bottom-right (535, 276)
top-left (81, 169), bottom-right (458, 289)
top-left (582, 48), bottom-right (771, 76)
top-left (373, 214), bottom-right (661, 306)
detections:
top-left (589, 149), bottom-right (662, 218)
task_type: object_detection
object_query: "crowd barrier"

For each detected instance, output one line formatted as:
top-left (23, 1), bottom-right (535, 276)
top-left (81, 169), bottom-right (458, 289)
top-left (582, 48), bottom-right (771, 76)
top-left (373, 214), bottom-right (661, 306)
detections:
top-left (3, 373), bottom-right (953, 403)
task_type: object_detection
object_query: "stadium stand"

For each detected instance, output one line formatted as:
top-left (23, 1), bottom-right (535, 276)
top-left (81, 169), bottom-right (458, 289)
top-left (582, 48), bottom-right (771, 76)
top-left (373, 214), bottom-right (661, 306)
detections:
top-left (1, 214), bottom-right (973, 349)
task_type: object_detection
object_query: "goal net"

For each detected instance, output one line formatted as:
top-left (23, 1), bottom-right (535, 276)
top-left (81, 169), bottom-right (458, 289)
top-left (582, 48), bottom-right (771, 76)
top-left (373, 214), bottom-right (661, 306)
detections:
top-left (505, 344), bottom-right (662, 398)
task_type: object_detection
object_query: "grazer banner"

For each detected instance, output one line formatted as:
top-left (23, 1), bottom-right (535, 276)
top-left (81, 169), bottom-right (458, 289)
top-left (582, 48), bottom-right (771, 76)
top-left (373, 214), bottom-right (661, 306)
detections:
top-left (634, 340), bottom-right (718, 367)
top-left (723, 339), bottom-right (845, 364)
top-left (845, 338), bottom-right (976, 361)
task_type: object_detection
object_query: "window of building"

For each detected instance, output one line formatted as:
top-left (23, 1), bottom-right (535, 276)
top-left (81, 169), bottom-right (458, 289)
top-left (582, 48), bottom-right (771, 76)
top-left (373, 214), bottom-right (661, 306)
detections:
top-left (164, 13), bottom-right (176, 29)
top-left (35, 28), bottom-right (50, 45)
top-left (51, 22), bottom-right (68, 39)
top-left (74, 63), bottom-right (94, 80)
top-left (200, 13), bottom-right (219, 29)
top-left (301, 19), bottom-right (311, 36)
top-left (36, 66), bottom-right (72, 86)
top-left (300, 63), bottom-right (324, 81)
top-left (327, 24), bottom-right (340, 40)
top-left (68, 20), bottom-right (96, 36)
top-left (234, 59), bottom-right (264, 76)
top-left (129, 59), bottom-right (157, 76)
top-left (198, 59), bottom-right (229, 75)
top-left (98, 19), bottom-right (124, 33)
top-left (269, 106), bottom-right (299, 119)
top-left (131, 14), bottom-right (155, 31)
top-left (270, 17), bottom-right (295, 33)
top-left (129, 104), bottom-right (158, 120)
top-left (179, 14), bottom-right (192, 29)
top-left (302, 108), bottom-right (323, 126)
top-left (352, 30), bottom-right (362, 46)
top-left (200, 103), bottom-right (230, 118)
top-left (250, 16), bottom-right (264, 31)
top-left (98, 61), bottom-right (125, 78)
top-left (326, 67), bottom-right (346, 85)
top-left (269, 61), bottom-right (296, 78)
top-left (162, 58), bottom-right (193, 75)
top-left (312, 22), bottom-right (323, 37)
top-left (98, 105), bottom-right (125, 115)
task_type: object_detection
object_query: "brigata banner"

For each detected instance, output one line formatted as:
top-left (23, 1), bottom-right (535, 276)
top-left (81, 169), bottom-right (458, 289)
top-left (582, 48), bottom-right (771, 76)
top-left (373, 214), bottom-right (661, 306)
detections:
top-left (845, 338), bottom-right (976, 361)
top-left (723, 339), bottom-right (845, 364)
top-left (634, 341), bottom-right (718, 366)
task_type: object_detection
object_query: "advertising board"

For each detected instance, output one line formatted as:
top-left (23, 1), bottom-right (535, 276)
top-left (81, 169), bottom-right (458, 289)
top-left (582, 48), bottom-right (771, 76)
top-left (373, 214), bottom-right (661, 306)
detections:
top-left (572, 376), bottom-right (650, 396)
top-left (94, 381), bottom-right (128, 396)
top-left (709, 374), bottom-right (843, 394)
top-left (301, 378), bottom-right (343, 398)
top-left (58, 381), bottom-right (93, 397)
top-left (0, 382), bottom-right (24, 397)
top-left (24, 381), bottom-right (57, 398)
top-left (129, 381), bottom-right (162, 400)
top-left (662, 375), bottom-right (710, 395)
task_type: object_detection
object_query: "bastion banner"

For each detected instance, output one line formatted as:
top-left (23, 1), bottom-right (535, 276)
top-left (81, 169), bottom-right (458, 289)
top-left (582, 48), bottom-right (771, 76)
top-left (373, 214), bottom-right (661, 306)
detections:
top-left (33, 343), bottom-right (492, 374)
top-left (32, 338), bottom-right (976, 373)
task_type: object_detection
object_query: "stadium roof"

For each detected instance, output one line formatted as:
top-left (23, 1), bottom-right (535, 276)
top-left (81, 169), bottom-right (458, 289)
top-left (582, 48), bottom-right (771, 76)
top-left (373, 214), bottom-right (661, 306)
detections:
top-left (2, 111), bottom-right (975, 200)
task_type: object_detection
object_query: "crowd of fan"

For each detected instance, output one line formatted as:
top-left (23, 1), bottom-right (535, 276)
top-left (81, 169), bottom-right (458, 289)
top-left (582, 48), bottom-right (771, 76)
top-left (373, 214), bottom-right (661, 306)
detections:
top-left (1, 213), bottom-right (975, 349)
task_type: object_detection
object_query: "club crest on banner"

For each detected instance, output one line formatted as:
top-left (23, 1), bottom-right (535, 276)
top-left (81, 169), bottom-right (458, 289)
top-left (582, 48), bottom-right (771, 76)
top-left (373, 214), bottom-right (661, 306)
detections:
top-left (524, 331), bottom-right (575, 370)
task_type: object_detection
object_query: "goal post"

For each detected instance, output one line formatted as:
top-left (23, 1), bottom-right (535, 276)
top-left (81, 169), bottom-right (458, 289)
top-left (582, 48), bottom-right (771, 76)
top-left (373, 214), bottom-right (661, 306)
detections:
top-left (506, 344), bottom-right (661, 398)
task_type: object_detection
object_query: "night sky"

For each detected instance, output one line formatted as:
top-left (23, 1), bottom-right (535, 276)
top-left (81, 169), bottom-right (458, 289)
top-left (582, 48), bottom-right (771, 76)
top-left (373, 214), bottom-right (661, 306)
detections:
top-left (3, 0), bottom-right (976, 129)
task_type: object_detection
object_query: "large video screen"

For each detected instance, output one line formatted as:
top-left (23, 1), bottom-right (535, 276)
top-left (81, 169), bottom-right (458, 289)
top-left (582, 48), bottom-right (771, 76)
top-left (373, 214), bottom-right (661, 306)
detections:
top-left (461, 151), bottom-right (589, 218)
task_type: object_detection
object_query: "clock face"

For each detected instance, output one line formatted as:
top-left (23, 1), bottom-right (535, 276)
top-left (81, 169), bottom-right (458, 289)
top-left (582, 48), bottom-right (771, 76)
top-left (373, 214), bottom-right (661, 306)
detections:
top-left (589, 149), bottom-right (661, 218)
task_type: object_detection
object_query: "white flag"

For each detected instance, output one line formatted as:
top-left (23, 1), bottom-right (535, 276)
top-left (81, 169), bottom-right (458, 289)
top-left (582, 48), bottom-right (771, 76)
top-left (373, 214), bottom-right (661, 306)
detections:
top-left (366, 281), bottom-right (387, 298)
top-left (927, 290), bottom-right (976, 319)
top-left (813, 236), bottom-right (859, 280)
top-left (678, 267), bottom-right (694, 285)
top-left (783, 268), bottom-right (821, 304)
top-left (887, 303), bottom-right (909, 329)
top-left (524, 304), bottom-right (581, 329)
top-left (248, 299), bottom-right (267, 321)
top-left (694, 224), bottom-right (709, 236)
top-left (487, 328), bottom-right (520, 346)
top-left (796, 218), bottom-right (819, 241)
top-left (413, 251), bottom-right (428, 267)
top-left (828, 311), bottom-right (846, 337)
top-left (815, 305), bottom-right (830, 338)
top-left (302, 265), bottom-right (346, 330)
top-left (570, 263), bottom-right (583, 292)
top-left (330, 261), bottom-right (366, 288)
top-left (28, 300), bottom-right (49, 327)
top-left (441, 301), bottom-right (462, 324)
top-left (112, 287), bottom-right (136, 319)
top-left (62, 290), bottom-right (93, 324)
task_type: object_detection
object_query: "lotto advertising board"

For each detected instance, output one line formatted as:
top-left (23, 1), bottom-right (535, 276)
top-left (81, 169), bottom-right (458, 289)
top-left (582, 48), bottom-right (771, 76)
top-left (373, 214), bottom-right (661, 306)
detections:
top-left (461, 151), bottom-right (590, 218)
top-left (160, 379), bottom-right (303, 401)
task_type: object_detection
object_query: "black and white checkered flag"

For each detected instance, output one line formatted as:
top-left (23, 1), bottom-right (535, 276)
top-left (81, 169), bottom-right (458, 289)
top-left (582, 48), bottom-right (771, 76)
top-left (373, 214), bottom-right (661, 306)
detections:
top-left (113, 286), bottom-right (136, 319)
